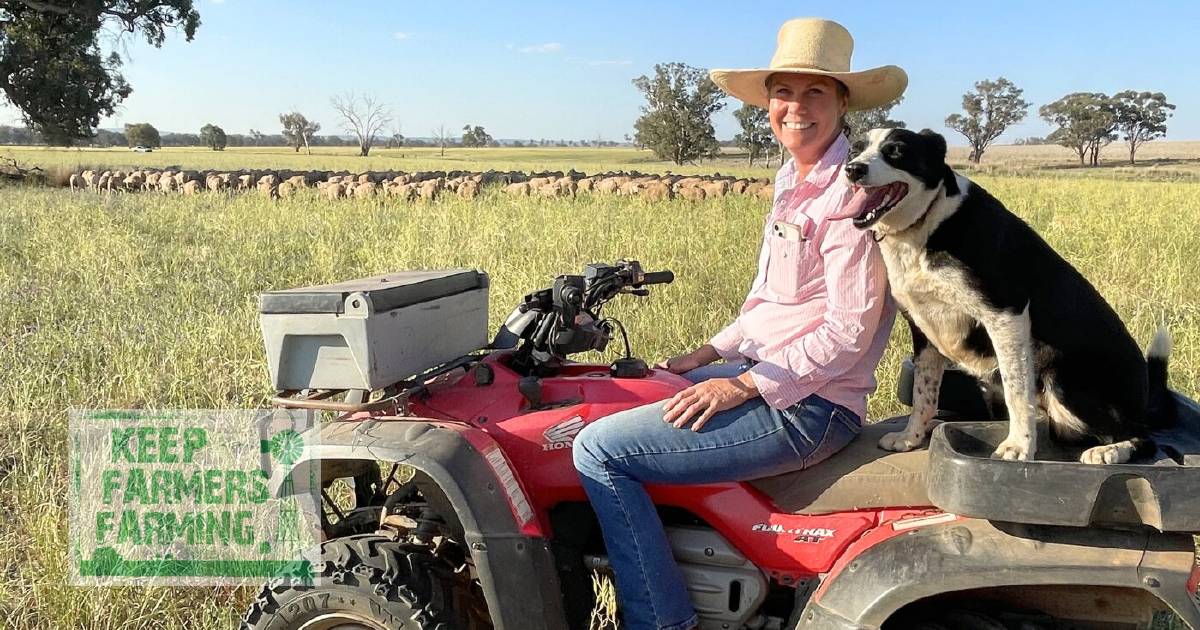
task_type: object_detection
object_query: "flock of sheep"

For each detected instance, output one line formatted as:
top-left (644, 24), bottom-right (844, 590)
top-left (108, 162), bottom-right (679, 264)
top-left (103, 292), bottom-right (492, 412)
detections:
top-left (65, 167), bottom-right (776, 202)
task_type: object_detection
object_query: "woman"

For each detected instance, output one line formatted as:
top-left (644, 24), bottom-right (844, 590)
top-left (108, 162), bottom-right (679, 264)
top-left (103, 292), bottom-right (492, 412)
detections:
top-left (572, 18), bottom-right (908, 630)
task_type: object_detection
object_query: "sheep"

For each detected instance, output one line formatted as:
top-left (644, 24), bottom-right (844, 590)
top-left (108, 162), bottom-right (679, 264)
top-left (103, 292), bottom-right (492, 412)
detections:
top-left (69, 173), bottom-right (85, 191)
top-left (678, 186), bottom-right (706, 202)
top-left (122, 172), bottom-right (144, 192)
top-left (504, 182), bottom-right (531, 196)
top-left (618, 181), bottom-right (642, 196)
top-left (593, 178), bottom-right (621, 194)
top-left (418, 179), bottom-right (442, 201)
top-left (323, 182), bottom-right (346, 200)
top-left (458, 180), bottom-right (481, 200)
top-left (639, 181), bottom-right (673, 201)
top-left (700, 180), bottom-right (730, 198)
top-left (181, 180), bottom-right (202, 195)
top-left (352, 182), bottom-right (377, 199)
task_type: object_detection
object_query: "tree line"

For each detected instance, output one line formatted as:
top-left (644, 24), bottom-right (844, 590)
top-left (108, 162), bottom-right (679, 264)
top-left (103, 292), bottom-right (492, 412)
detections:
top-left (633, 64), bottom-right (1176, 167)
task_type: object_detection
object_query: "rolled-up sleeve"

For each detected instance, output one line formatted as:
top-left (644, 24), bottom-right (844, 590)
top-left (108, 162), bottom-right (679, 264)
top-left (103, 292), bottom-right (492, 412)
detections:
top-left (707, 321), bottom-right (745, 361)
top-left (748, 219), bottom-right (890, 408)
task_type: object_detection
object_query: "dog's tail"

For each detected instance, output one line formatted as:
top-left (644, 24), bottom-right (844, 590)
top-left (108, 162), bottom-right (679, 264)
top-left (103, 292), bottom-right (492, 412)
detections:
top-left (1146, 327), bottom-right (1177, 428)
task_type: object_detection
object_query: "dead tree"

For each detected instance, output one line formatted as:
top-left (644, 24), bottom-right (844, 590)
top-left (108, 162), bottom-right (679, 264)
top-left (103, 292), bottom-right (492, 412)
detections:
top-left (330, 93), bottom-right (393, 157)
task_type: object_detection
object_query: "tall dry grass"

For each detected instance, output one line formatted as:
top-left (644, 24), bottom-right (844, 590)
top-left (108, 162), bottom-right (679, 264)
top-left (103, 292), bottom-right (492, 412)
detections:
top-left (0, 172), bottom-right (1197, 628)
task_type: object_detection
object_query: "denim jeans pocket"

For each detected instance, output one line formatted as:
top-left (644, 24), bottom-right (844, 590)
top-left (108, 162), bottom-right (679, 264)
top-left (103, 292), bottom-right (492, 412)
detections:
top-left (798, 404), bottom-right (861, 469)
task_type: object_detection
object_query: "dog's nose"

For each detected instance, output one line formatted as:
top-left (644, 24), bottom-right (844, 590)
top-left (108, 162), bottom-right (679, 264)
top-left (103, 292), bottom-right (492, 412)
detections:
top-left (844, 162), bottom-right (868, 183)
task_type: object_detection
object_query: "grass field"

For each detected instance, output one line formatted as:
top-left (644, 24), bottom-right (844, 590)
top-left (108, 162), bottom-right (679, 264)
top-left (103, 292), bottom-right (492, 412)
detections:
top-left (0, 146), bottom-right (1198, 628)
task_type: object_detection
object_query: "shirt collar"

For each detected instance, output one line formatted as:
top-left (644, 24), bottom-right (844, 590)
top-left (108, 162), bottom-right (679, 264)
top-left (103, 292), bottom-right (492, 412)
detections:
top-left (778, 133), bottom-right (851, 192)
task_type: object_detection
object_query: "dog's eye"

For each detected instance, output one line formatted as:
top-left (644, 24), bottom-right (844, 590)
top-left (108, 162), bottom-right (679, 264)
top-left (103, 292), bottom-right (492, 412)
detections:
top-left (851, 140), bottom-right (867, 155)
top-left (885, 144), bottom-right (904, 159)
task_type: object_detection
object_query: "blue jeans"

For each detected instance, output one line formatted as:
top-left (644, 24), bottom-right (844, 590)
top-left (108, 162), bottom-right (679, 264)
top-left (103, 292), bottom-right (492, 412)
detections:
top-left (571, 361), bottom-right (861, 630)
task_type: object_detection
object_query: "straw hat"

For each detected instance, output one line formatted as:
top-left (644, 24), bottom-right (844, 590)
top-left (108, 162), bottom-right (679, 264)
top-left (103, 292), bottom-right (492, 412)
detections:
top-left (710, 18), bottom-right (907, 111)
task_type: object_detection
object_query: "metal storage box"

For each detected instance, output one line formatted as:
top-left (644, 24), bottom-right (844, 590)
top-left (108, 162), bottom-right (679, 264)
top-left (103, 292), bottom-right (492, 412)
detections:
top-left (259, 269), bottom-right (489, 391)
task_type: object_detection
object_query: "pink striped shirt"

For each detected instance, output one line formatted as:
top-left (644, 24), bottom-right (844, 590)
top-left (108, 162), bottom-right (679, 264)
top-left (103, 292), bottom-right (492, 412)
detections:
top-left (708, 134), bottom-right (895, 420)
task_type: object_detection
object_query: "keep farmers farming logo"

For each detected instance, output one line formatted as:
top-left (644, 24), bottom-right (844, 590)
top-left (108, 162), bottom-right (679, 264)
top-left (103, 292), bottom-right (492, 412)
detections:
top-left (68, 410), bottom-right (322, 586)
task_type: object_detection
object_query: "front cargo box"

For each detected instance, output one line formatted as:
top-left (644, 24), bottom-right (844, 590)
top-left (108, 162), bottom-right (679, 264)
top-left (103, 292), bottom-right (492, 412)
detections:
top-left (259, 269), bottom-right (488, 391)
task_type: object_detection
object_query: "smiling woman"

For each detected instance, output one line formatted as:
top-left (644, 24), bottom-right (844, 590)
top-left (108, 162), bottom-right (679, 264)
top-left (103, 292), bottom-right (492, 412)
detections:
top-left (571, 17), bottom-right (910, 630)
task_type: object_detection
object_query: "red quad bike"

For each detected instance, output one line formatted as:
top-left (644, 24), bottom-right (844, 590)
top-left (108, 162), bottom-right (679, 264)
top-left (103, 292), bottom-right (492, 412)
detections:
top-left (242, 262), bottom-right (1200, 630)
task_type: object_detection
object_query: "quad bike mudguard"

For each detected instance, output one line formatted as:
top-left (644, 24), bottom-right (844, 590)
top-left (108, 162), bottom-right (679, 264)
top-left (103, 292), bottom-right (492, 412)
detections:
top-left (800, 516), bottom-right (1200, 629)
top-left (275, 417), bottom-right (570, 630)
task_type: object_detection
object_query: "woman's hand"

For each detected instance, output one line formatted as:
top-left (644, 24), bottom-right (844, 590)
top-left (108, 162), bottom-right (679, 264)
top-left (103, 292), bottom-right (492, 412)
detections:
top-left (654, 344), bottom-right (720, 374)
top-left (662, 373), bottom-right (759, 431)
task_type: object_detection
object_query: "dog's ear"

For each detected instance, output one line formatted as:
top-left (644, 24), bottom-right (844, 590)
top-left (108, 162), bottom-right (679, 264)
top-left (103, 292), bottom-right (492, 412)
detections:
top-left (918, 128), bottom-right (958, 196)
top-left (918, 129), bottom-right (948, 163)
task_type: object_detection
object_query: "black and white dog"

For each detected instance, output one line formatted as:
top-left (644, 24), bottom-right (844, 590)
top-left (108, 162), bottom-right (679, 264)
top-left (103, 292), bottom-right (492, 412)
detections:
top-left (843, 128), bottom-right (1175, 463)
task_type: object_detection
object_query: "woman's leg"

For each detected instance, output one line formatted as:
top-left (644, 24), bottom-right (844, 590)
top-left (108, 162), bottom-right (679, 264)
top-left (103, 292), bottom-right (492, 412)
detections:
top-left (572, 391), bottom-right (859, 630)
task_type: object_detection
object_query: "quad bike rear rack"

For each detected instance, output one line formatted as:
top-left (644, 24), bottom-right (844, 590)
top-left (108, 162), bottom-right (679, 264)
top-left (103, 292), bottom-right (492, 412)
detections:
top-left (927, 393), bottom-right (1200, 532)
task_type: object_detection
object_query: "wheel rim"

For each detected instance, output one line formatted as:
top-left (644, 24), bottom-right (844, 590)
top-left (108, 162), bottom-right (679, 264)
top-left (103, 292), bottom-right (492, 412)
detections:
top-left (297, 612), bottom-right (392, 630)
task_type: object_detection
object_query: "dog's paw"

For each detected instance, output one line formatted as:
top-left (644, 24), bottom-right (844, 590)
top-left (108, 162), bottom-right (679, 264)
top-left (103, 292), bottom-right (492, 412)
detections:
top-left (991, 437), bottom-right (1033, 461)
top-left (879, 430), bottom-right (925, 452)
top-left (1080, 442), bottom-right (1133, 465)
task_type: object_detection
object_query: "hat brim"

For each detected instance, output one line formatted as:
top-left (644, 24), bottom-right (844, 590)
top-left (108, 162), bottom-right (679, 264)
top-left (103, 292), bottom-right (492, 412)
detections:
top-left (709, 65), bottom-right (907, 111)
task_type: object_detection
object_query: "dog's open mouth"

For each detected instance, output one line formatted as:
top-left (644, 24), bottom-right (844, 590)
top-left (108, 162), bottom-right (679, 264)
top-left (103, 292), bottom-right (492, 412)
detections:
top-left (846, 181), bottom-right (909, 228)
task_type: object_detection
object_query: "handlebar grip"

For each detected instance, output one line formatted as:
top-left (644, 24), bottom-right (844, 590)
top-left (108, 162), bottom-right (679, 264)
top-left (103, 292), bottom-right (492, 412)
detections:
top-left (640, 270), bottom-right (674, 286)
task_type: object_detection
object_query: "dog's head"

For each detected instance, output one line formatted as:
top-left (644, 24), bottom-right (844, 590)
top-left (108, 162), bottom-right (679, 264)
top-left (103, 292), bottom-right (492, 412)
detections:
top-left (842, 128), bottom-right (958, 231)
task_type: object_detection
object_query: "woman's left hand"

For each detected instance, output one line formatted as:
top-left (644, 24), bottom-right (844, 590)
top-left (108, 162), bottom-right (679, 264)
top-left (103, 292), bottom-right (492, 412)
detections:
top-left (662, 375), bottom-right (759, 431)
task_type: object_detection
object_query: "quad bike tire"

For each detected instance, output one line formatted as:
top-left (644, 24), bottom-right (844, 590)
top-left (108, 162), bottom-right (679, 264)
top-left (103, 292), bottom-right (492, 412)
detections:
top-left (241, 533), bottom-right (490, 630)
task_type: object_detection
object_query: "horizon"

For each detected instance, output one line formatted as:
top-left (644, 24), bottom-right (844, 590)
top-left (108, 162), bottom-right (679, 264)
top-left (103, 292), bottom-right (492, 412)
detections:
top-left (2, 0), bottom-right (1198, 145)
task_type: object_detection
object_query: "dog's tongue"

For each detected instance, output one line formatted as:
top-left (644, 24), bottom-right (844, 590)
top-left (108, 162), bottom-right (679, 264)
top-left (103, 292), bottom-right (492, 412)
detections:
top-left (833, 182), bottom-right (896, 220)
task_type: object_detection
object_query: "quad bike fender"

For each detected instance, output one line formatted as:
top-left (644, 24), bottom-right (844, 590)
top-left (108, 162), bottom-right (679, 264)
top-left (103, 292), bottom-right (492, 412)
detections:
top-left (274, 418), bottom-right (569, 630)
top-left (800, 516), bottom-right (1200, 629)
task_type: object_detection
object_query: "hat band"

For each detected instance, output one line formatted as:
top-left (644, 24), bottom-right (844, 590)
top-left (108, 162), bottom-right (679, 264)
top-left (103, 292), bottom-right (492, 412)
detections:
top-left (768, 62), bottom-right (848, 73)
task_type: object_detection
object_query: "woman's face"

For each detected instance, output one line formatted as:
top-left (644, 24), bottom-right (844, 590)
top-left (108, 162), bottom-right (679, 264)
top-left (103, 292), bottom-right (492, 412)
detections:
top-left (767, 74), bottom-right (847, 162)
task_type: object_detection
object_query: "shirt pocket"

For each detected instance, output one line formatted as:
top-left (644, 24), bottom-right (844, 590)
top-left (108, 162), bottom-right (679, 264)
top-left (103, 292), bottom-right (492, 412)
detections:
top-left (764, 219), bottom-right (819, 302)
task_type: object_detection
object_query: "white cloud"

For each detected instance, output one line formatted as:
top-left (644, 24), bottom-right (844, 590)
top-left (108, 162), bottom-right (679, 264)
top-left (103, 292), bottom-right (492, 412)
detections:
top-left (394, 32), bottom-right (410, 40)
top-left (589, 59), bottom-right (632, 66)
top-left (516, 42), bottom-right (562, 54)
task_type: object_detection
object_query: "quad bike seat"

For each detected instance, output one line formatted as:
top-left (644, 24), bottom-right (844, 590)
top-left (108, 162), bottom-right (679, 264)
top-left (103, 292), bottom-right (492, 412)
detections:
top-left (751, 417), bottom-right (933, 515)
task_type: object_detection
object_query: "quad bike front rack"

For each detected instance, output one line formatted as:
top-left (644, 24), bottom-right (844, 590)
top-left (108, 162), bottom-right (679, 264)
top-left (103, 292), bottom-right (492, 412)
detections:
top-left (268, 354), bottom-right (483, 413)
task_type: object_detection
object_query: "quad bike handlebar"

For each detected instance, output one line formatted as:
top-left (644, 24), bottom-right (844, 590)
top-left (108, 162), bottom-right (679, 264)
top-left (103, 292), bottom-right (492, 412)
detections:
top-left (493, 259), bottom-right (673, 375)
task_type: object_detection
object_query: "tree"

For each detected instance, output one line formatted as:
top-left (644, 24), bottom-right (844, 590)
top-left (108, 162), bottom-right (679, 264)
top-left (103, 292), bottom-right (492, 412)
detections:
top-left (845, 96), bottom-right (906, 148)
top-left (631, 62), bottom-right (726, 165)
top-left (199, 123), bottom-right (226, 150)
top-left (460, 124), bottom-right (493, 148)
top-left (1111, 91), bottom-right (1175, 165)
top-left (124, 122), bottom-right (160, 148)
top-left (93, 128), bottom-right (125, 147)
top-left (1039, 93), bottom-right (1116, 166)
top-left (431, 124), bottom-right (451, 157)
top-left (330, 92), bottom-right (392, 157)
top-left (945, 77), bottom-right (1029, 163)
top-left (279, 112), bottom-right (319, 154)
top-left (0, 1), bottom-right (199, 145)
top-left (248, 128), bottom-right (264, 146)
top-left (386, 123), bottom-right (404, 149)
top-left (733, 104), bottom-right (775, 166)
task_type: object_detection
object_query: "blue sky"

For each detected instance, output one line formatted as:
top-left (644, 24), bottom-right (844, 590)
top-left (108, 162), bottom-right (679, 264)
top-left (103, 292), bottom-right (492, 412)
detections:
top-left (5, 0), bottom-right (1199, 143)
